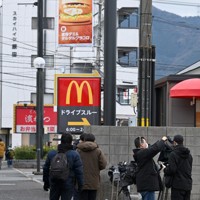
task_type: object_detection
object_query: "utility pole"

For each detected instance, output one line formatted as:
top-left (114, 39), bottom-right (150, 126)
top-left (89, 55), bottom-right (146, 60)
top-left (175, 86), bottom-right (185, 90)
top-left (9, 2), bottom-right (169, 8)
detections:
top-left (96, 0), bottom-right (102, 69)
top-left (104, 0), bottom-right (116, 125)
top-left (138, 0), bottom-right (155, 126)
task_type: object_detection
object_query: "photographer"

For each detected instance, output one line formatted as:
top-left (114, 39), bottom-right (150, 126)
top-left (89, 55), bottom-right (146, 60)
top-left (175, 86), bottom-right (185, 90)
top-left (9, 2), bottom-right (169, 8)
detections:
top-left (164, 135), bottom-right (193, 200)
top-left (133, 136), bottom-right (167, 200)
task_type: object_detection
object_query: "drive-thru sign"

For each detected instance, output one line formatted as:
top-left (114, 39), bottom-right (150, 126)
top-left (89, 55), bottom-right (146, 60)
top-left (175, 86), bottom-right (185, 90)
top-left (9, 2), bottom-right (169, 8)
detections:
top-left (55, 71), bottom-right (101, 133)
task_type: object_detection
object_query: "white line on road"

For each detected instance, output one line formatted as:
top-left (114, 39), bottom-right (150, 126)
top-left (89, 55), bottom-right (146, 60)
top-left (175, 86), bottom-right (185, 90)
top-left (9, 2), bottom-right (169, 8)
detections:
top-left (0, 183), bottom-right (16, 185)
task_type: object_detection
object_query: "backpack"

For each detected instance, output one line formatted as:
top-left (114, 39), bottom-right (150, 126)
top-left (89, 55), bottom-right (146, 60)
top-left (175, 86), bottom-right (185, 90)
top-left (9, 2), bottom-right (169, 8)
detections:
top-left (50, 152), bottom-right (69, 181)
top-left (6, 149), bottom-right (14, 159)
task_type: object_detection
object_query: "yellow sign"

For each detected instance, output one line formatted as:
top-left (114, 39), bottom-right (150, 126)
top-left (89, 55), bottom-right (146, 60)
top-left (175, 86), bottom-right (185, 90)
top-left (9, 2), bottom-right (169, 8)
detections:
top-left (66, 81), bottom-right (93, 104)
top-left (68, 118), bottom-right (90, 126)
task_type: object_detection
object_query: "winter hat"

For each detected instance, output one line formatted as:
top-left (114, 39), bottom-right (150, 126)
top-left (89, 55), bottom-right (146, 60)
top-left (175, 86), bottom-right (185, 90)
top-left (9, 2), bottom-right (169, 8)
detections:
top-left (173, 134), bottom-right (184, 145)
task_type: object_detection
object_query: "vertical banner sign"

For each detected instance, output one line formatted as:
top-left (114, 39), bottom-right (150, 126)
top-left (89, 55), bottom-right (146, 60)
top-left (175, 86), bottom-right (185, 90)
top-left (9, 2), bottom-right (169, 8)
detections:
top-left (56, 72), bottom-right (101, 133)
top-left (58, 0), bottom-right (93, 45)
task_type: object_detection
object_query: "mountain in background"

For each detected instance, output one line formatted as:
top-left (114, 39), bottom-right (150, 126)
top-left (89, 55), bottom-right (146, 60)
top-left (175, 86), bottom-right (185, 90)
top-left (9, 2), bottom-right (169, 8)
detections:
top-left (152, 7), bottom-right (200, 80)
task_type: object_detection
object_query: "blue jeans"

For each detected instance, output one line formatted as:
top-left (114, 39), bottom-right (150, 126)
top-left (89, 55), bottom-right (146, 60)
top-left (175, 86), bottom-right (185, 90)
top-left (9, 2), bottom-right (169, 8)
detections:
top-left (7, 159), bottom-right (13, 167)
top-left (140, 191), bottom-right (155, 200)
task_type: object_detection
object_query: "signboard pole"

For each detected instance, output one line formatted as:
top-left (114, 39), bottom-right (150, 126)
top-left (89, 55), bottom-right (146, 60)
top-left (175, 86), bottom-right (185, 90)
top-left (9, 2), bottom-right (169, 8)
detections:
top-left (104, 0), bottom-right (116, 125)
top-left (36, 0), bottom-right (44, 173)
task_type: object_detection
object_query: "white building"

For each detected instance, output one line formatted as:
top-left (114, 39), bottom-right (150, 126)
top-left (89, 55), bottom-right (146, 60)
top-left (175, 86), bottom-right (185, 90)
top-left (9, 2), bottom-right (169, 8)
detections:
top-left (0, 0), bottom-right (139, 146)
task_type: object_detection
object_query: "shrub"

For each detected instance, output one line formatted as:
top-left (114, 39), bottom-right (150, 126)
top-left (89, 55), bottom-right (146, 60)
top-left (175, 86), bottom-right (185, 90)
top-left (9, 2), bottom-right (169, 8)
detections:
top-left (14, 146), bottom-right (36, 160)
top-left (13, 145), bottom-right (57, 160)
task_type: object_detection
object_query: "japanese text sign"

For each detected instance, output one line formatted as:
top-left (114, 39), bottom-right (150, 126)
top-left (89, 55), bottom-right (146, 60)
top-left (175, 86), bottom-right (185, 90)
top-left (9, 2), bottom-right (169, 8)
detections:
top-left (55, 71), bottom-right (101, 133)
top-left (13, 105), bottom-right (57, 133)
top-left (58, 0), bottom-right (93, 45)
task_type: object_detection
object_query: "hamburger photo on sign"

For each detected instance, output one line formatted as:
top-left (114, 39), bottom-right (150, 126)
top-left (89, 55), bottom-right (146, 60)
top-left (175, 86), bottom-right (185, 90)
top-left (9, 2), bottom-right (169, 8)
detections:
top-left (60, 0), bottom-right (92, 24)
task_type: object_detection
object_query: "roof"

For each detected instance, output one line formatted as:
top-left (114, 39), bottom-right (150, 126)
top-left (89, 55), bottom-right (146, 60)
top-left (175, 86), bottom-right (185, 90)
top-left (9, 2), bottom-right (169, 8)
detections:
top-left (177, 60), bottom-right (200, 75)
top-left (155, 74), bottom-right (200, 88)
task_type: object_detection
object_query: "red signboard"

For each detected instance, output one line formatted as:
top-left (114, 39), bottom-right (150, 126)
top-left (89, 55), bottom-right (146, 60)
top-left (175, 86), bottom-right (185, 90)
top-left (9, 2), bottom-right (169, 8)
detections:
top-left (14, 105), bottom-right (57, 133)
top-left (58, 0), bottom-right (93, 45)
top-left (55, 74), bottom-right (101, 133)
top-left (57, 78), bottom-right (100, 106)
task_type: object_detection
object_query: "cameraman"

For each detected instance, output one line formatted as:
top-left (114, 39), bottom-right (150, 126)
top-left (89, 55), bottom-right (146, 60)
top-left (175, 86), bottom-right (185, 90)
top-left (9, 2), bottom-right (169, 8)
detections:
top-left (133, 136), bottom-right (167, 200)
top-left (164, 135), bottom-right (193, 200)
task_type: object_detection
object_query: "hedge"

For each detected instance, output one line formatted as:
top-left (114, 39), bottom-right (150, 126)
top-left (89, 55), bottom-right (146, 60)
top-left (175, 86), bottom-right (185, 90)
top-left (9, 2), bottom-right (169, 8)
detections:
top-left (13, 145), bottom-right (56, 160)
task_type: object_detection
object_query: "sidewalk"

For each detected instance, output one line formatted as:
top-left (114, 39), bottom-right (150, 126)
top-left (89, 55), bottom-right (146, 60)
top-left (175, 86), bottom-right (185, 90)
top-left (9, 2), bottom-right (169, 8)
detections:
top-left (0, 161), bottom-right (49, 200)
top-left (1, 161), bottom-right (43, 184)
top-left (16, 168), bottom-right (43, 184)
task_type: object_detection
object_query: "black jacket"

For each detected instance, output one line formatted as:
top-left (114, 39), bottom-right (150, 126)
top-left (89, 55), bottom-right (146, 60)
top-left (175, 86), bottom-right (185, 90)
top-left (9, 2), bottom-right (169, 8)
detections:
top-left (133, 140), bottom-right (165, 192)
top-left (164, 144), bottom-right (193, 191)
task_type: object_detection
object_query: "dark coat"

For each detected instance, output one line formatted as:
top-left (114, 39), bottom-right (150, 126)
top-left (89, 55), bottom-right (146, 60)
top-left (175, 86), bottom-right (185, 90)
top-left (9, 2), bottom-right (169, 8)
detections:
top-left (133, 140), bottom-right (165, 192)
top-left (77, 141), bottom-right (107, 190)
top-left (43, 144), bottom-right (84, 190)
top-left (164, 144), bottom-right (193, 191)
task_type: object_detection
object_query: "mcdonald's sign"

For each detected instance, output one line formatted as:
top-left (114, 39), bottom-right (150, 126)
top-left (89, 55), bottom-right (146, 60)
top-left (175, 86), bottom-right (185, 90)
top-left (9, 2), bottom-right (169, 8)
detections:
top-left (55, 73), bottom-right (101, 133)
top-left (66, 81), bottom-right (93, 105)
top-left (58, 78), bottom-right (100, 107)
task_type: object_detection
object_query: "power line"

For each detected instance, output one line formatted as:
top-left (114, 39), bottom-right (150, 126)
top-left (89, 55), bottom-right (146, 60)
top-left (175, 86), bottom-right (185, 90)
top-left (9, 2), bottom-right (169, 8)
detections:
top-left (153, 0), bottom-right (200, 7)
top-left (0, 35), bottom-right (100, 62)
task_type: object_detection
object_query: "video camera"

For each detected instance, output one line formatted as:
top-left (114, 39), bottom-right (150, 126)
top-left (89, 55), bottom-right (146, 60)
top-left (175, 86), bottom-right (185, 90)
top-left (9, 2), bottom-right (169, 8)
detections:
top-left (108, 161), bottom-right (137, 187)
top-left (158, 136), bottom-right (173, 166)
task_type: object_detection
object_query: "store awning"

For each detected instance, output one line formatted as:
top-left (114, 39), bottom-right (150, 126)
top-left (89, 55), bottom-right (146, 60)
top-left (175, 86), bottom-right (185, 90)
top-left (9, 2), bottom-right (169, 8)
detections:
top-left (170, 78), bottom-right (200, 98)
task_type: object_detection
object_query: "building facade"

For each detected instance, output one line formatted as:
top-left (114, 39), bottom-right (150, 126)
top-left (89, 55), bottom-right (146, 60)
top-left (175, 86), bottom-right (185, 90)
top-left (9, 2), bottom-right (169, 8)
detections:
top-left (0, 0), bottom-right (139, 147)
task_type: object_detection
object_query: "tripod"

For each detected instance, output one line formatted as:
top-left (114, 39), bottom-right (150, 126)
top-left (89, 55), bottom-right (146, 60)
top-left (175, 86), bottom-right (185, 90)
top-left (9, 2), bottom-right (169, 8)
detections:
top-left (118, 186), bottom-right (131, 200)
top-left (157, 177), bottom-right (170, 200)
top-left (110, 170), bottom-right (132, 200)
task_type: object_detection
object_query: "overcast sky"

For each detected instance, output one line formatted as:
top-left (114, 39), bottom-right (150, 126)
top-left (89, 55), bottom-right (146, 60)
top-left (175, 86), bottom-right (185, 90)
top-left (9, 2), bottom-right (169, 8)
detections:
top-left (0, 0), bottom-right (199, 17)
top-left (153, 0), bottom-right (200, 17)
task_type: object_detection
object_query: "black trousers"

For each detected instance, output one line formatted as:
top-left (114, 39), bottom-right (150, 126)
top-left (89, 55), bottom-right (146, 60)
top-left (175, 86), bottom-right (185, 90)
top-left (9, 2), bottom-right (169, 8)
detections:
top-left (171, 188), bottom-right (191, 200)
top-left (50, 185), bottom-right (73, 200)
top-left (80, 190), bottom-right (97, 200)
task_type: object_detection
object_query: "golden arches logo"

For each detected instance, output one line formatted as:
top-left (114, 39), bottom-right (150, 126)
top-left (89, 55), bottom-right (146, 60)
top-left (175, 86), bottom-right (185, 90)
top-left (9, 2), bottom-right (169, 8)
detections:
top-left (66, 81), bottom-right (93, 104)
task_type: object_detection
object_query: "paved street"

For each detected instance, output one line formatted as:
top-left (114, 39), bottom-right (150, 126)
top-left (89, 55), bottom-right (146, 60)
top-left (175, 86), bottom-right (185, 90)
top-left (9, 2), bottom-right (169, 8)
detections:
top-left (0, 162), bottom-right (49, 200)
top-left (0, 162), bottom-right (142, 200)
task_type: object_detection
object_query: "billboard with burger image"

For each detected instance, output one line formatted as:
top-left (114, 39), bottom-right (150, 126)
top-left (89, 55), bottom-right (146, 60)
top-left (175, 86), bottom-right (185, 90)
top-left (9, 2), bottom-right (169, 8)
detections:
top-left (58, 0), bottom-right (93, 45)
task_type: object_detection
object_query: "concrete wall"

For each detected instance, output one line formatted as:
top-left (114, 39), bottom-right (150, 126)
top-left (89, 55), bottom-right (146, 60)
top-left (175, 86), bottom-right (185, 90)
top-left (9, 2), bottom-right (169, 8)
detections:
top-left (84, 126), bottom-right (200, 200)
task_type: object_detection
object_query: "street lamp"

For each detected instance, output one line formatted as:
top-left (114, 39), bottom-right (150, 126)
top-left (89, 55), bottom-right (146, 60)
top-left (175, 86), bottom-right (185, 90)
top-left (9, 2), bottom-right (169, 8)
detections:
top-left (34, 57), bottom-right (45, 173)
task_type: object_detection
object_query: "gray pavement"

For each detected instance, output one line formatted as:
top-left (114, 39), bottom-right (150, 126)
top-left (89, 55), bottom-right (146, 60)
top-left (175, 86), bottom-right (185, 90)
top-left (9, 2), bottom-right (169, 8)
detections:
top-left (0, 161), bottom-right (49, 200)
top-left (0, 162), bottom-right (141, 200)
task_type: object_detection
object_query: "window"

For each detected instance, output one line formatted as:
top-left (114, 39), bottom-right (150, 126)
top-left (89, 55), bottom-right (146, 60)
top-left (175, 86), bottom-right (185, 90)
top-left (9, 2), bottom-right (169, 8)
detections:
top-left (12, 52), bottom-right (17, 57)
top-left (12, 44), bottom-right (17, 49)
top-left (118, 8), bottom-right (138, 28)
top-left (118, 48), bottom-right (137, 67)
top-left (117, 87), bottom-right (133, 105)
top-left (31, 55), bottom-right (54, 68)
top-left (32, 17), bottom-right (54, 29)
